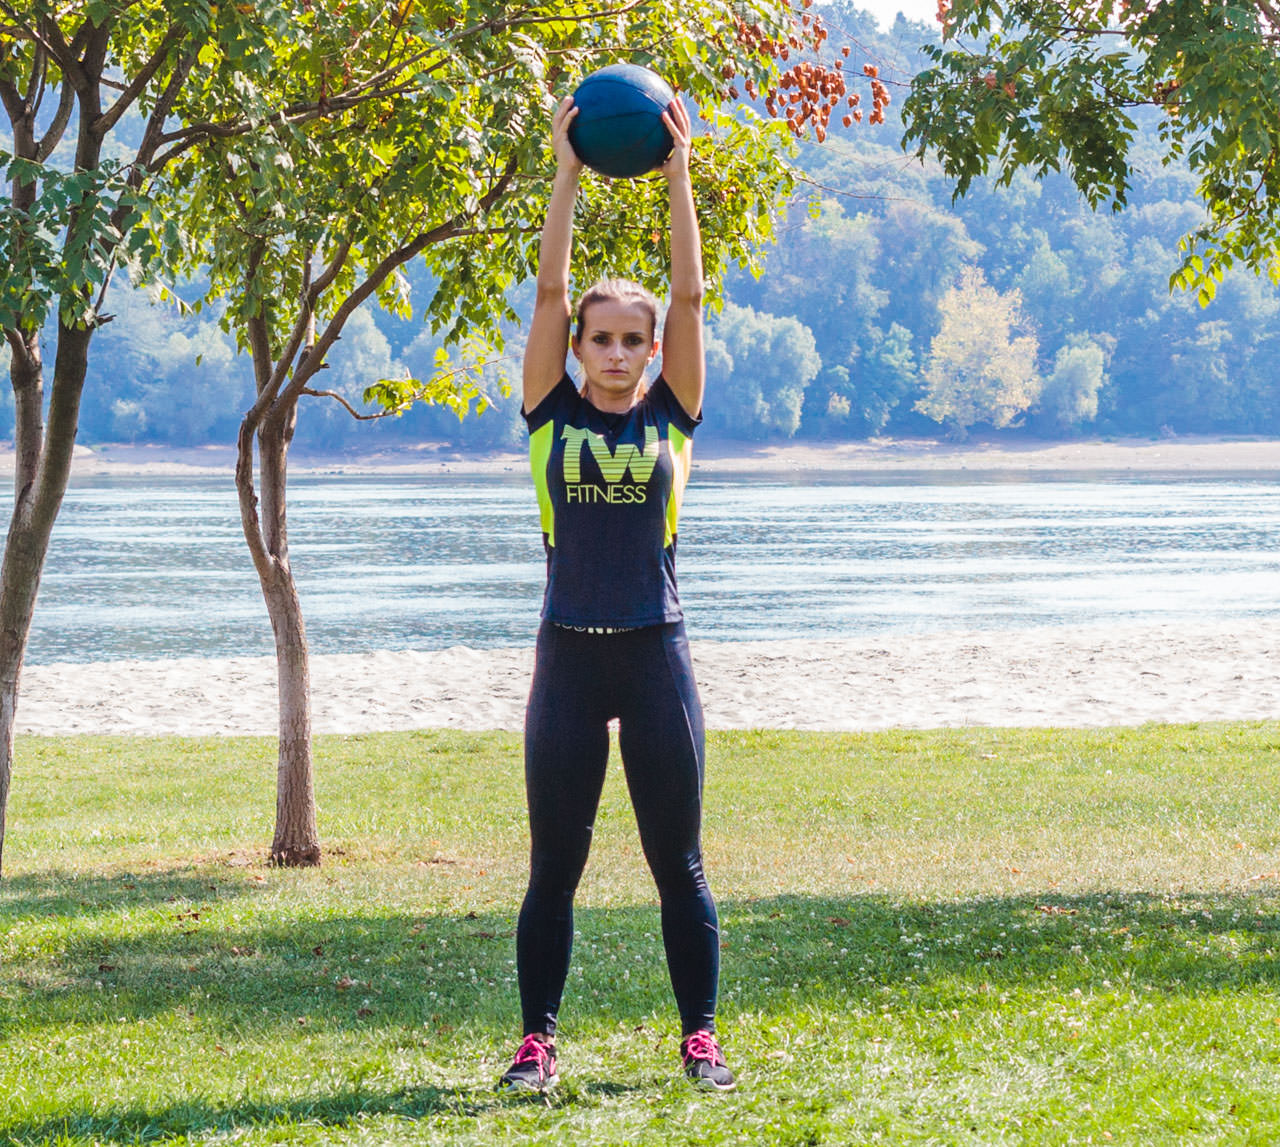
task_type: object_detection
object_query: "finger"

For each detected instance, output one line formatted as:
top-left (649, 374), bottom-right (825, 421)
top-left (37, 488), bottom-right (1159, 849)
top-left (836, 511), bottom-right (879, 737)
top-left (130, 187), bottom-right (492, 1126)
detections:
top-left (553, 97), bottom-right (577, 129)
top-left (661, 108), bottom-right (690, 148)
top-left (667, 97), bottom-right (692, 133)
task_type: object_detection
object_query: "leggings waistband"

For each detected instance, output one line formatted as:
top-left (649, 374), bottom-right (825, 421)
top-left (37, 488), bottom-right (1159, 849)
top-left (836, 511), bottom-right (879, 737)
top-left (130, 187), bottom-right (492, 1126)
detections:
top-left (551, 622), bottom-right (640, 635)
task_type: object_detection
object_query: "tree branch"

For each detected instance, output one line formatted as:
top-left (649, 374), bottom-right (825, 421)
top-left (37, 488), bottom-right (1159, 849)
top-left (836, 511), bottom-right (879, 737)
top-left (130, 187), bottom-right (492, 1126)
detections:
top-left (149, 2), bottom-right (651, 162)
top-left (0, 3), bottom-right (65, 69)
top-left (43, 10), bottom-right (90, 91)
top-left (3, 327), bottom-right (34, 371)
top-left (299, 386), bottom-right (389, 420)
top-left (508, 0), bottom-right (652, 29)
top-left (285, 156), bottom-right (520, 406)
top-left (35, 77), bottom-right (75, 161)
top-left (301, 352), bottom-right (515, 420)
top-left (150, 75), bottom-right (423, 162)
top-left (235, 417), bottom-right (275, 582)
top-left (0, 75), bottom-right (27, 129)
top-left (262, 239), bottom-right (355, 400)
top-left (243, 243), bottom-right (276, 407)
top-left (95, 21), bottom-right (185, 138)
top-left (23, 42), bottom-right (45, 112)
top-left (128, 48), bottom-right (198, 183)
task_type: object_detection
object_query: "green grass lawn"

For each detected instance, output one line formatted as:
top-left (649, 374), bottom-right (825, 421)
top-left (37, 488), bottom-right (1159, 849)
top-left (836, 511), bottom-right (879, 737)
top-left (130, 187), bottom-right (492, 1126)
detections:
top-left (4, 723), bottom-right (1280, 1145)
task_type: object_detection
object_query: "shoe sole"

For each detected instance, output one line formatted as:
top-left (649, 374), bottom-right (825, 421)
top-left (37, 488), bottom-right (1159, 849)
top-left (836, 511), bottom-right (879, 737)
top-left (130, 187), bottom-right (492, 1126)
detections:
top-left (688, 1075), bottom-right (737, 1092)
top-left (497, 1073), bottom-right (559, 1094)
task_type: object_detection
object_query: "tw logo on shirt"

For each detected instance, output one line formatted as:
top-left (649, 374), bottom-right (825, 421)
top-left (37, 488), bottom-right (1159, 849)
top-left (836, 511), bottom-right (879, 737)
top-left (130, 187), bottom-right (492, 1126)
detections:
top-left (561, 424), bottom-right (659, 504)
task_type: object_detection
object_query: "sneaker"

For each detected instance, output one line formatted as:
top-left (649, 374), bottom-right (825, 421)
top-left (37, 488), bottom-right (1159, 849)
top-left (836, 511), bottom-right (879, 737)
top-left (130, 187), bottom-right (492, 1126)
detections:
top-left (680, 1029), bottom-right (736, 1091)
top-left (497, 1032), bottom-right (558, 1093)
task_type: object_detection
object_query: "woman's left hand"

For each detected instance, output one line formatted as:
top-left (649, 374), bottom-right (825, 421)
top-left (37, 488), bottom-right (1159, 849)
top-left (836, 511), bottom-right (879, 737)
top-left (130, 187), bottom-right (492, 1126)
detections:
top-left (660, 97), bottom-right (693, 181)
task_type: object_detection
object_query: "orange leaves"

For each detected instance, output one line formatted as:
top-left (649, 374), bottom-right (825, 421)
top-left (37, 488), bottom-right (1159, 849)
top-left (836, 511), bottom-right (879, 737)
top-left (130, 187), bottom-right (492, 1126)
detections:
top-left (982, 71), bottom-right (1019, 100)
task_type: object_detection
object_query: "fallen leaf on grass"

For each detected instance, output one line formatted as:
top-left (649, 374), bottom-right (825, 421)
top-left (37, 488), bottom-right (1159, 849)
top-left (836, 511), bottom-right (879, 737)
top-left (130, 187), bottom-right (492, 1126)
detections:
top-left (335, 975), bottom-right (355, 991)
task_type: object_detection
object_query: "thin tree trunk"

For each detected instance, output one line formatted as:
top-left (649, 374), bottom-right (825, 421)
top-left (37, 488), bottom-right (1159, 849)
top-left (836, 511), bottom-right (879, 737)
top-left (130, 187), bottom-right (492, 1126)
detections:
top-left (0, 516), bottom-right (46, 870)
top-left (0, 333), bottom-right (42, 872)
top-left (236, 398), bottom-right (320, 866)
top-left (0, 323), bottom-right (92, 872)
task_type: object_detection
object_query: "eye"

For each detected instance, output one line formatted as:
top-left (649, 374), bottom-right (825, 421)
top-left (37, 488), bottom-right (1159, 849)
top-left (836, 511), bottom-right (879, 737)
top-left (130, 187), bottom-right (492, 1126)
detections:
top-left (624, 335), bottom-right (645, 347)
top-left (592, 334), bottom-right (609, 344)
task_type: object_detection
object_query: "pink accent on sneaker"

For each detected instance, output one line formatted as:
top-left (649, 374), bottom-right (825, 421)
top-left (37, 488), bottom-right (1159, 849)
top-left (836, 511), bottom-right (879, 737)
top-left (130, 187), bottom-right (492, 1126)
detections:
top-left (681, 1030), bottom-right (725, 1067)
top-left (512, 1033), bottom-right (553, 1067)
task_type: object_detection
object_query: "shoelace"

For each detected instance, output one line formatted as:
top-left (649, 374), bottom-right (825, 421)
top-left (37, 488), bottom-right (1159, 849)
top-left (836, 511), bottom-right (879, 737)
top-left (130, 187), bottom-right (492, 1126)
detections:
top-left (512, 1034), bottom-right (553, 1068)
top-left (682, 1030), bottom-right (723, 1065)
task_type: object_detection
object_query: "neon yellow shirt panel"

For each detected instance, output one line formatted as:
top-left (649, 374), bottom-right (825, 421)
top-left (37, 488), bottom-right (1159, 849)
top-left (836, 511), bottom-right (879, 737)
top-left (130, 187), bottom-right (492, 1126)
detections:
top-left (664, 424), bottom-right (694, 549)
top-left (528, 419), bottom-right (556, 546)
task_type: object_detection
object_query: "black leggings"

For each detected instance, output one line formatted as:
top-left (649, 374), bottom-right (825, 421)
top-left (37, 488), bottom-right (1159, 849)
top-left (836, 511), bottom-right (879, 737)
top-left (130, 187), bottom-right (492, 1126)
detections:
top-left (518, 619), bottom-right (718, 1038)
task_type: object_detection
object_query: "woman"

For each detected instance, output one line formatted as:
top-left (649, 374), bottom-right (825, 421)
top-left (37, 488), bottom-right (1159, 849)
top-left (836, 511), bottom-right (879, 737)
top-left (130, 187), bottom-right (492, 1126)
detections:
top-left (498, 91), bottom-right (734, 1094)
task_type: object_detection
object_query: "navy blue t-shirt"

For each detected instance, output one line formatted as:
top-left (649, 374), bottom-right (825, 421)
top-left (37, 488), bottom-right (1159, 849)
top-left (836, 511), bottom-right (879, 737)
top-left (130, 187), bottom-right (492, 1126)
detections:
top-left (525, 374), bottom-right (700, 628)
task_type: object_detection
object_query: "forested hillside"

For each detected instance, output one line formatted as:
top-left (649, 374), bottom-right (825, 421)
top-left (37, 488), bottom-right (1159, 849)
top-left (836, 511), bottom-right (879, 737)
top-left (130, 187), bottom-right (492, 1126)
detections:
top-left (8, 4), bottom-right (1276, 450)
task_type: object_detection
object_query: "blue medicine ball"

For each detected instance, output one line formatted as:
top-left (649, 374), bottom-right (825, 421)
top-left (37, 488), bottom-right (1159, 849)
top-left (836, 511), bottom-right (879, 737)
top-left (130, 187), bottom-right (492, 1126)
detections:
top-left (568, 63), bottom-right (676, 179)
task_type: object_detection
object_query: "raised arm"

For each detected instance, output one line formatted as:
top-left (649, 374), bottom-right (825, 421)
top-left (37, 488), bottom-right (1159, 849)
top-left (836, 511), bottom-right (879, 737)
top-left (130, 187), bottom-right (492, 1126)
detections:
top-left (523, 97), bottom-right (582, 413)
top-left (658, 98), bottom-right (705, 420)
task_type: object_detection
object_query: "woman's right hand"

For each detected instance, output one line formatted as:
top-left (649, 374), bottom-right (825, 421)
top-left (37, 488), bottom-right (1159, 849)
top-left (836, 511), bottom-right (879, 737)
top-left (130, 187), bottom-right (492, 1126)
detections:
top-left (551, 95), bottom-right (582, 177)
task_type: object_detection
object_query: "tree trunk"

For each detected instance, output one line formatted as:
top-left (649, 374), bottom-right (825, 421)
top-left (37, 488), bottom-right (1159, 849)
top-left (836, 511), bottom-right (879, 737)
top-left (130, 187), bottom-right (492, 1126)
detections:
top-left (0, 516), bottom-right (46, 873)
top-left (0, 322), bottom-right (92, 874)
top-left (262, 560), bottom-right (319, 867)
top-left (236, 400), bottom-right (320, 867)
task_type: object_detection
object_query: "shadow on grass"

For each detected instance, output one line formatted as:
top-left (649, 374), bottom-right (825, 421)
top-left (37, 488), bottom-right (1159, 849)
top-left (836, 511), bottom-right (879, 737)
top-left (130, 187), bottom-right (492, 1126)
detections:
top-left (5, 889), bottom-right (1280, 1141)
top-left (5, 1085), bottom-right (506, 1147)
top-left (0, 867), bottom-right (256, 920)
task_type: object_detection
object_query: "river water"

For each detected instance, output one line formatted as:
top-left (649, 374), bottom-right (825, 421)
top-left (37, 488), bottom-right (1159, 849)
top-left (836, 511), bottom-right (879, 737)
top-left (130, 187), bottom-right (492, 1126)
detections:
top-left (17, 469), bottom-right (1280, 664)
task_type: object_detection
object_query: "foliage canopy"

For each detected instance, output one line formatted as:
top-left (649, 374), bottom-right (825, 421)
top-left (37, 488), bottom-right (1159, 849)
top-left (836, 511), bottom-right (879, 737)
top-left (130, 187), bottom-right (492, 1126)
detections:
top-left (902, 0), bottom-right (1280, 304)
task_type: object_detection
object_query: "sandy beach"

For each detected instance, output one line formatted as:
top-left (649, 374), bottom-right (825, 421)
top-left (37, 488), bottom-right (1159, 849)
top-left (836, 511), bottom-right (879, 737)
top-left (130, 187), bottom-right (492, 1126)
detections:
top-left (17, 618), bottom-right (1280, 736)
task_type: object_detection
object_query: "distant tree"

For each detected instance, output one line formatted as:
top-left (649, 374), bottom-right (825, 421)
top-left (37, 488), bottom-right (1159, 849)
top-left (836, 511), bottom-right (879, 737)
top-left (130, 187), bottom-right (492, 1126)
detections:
top-left (800, 364), bottom-right (855, 438)
top-left (707, 302), bottom-right (822, 439)
top-left (852, 321), bottom-right (919, 435)
top-left (1035, 335), bottom-right (1110, 434)
top-left (729, 199), bottom-right (886, 374)
top-left (902, 0), bottom-right (1280, 304)
top-left (82, 285), bottom-right (250, 445)
top-left (873, 200), bottom-right (981, 342)
top-left (916, 266), bottom-right (1039, 438)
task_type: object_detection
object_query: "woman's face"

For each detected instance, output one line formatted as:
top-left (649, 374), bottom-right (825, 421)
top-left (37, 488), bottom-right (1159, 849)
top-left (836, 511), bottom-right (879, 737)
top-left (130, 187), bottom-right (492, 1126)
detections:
top-left (572, 299), bottom-right (659, 411)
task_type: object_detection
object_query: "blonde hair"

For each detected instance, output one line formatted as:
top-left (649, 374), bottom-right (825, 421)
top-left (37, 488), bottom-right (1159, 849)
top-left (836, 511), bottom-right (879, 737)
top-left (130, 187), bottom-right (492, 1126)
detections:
top-left (574, 278), bottom-right (661, 340)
